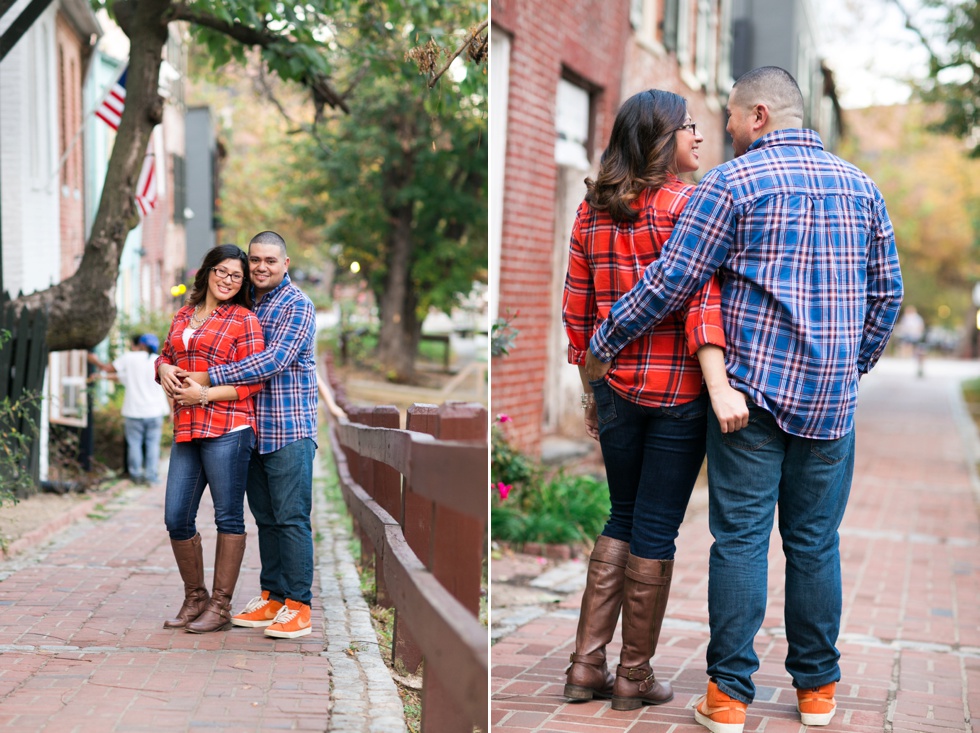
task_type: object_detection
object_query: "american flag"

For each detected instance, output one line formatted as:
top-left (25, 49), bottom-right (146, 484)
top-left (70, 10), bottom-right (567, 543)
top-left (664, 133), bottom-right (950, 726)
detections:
top-left (95, 67), bottom-right (127, 130)
top-left (135, 151), bottom-right (157, 217)
top-left (95, 65), bottom-right (158, 217)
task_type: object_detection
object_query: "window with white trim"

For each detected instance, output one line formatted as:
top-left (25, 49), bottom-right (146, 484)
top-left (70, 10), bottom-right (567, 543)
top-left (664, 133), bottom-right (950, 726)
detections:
top-left (555, 79), bottom-right (591, 170)
top-left (695, 0), bottom-right (712, 86)
top-left (632, 0), bottom-right (660, 48)
top-left (676, 0), bottom-right (692, 71)
top-left (717, 0), bottom-right (734, 93)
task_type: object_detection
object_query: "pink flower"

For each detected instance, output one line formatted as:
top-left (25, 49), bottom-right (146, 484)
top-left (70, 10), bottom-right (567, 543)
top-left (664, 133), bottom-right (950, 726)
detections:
top-left (497, 414), bottom-right (512, 423)
top-left (496, 482), bottom-right (512, 500)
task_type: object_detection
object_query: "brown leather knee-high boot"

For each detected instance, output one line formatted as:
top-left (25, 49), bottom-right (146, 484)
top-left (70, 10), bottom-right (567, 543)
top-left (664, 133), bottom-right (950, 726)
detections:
top-left (186, 533), bottom-right (246, 634)
top-left (163, 533), bottom-right (210, 629)
top-left (610, 554), bottom-right (674, 710)
top-left (563, 535), bottom-right (630, 701)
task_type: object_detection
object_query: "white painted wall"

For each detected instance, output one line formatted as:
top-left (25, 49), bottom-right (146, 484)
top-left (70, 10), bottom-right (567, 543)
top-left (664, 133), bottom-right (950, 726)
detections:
top-left (0, 5), bottom-right (61, 298)
top-left (0, 6), bottom-right (63, 481)
top-left (488, 26), bottom-right (510, 323)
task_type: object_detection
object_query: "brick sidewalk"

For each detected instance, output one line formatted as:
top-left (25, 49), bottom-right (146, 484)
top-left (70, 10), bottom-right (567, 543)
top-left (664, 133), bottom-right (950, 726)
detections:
top-left (491, 358), bottom-right (980, 733)
top-left (0, 451), bottom-right (406, 732)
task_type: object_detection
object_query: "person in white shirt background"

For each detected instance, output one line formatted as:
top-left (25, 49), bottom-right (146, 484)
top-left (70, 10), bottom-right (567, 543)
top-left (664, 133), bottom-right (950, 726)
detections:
top-left (89, 333), bottom-right (170, 485)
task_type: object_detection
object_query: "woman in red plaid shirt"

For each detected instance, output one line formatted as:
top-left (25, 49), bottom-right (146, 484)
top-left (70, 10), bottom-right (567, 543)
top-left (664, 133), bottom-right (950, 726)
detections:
top-left (156, 244), bottom-right (265, 634)
top-left (561, 90), bottom-right (747, 710)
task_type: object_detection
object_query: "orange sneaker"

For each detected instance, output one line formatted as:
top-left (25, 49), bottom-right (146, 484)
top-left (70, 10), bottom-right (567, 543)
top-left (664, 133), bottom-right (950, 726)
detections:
top-left (264, 598), bottom-right (312, 638)
top-left (797, 681), bottom-right (837, 726)
top-left (231, 591), bottom-right (284, 628)
top-left (693, 680), bottom-right (747, 733)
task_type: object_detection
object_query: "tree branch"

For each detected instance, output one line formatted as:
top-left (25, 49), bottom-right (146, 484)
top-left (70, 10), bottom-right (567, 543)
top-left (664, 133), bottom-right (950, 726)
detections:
top-left (251, 63), bottom-right (298, 128)
top-left (167, 3), bottom-right (277, 46)
top-left (167, 3), bottom-right (349, 113)
top-left (250, 63), bottom-right (334, 155)
top-left (412, 19), bottom-right (488, 89)
top-left (886, 0), bottom-right (948, 70)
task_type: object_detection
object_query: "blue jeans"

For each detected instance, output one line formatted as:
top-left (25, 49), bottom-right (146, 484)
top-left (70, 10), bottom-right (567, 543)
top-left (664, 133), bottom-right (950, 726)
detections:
top-left (164, 428), bottom-right (255, 540)
top-left (124, 416), bottom-right (163, 483)
top-left (246, 438), bottom-right (315, 605)
top-left (705, 401), bottom-right (854, 703)
top-left (591, 380), bottom-right (708, 559)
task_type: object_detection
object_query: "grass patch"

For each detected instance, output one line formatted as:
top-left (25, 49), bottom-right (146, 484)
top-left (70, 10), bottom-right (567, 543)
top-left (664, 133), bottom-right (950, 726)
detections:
top-left (318, 439), bottom-right (421, 733)
top-left (962, 379), bottom-right (980, 475)
top-left (962, 377), bottom-right (980, 411)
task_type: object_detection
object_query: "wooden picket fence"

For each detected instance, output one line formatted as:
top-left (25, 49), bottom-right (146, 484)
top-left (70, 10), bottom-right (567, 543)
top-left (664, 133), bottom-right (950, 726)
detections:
top-left (320, 357), bottom-right (488, 732)
top-left (0, 291), bottom-right (49, 494)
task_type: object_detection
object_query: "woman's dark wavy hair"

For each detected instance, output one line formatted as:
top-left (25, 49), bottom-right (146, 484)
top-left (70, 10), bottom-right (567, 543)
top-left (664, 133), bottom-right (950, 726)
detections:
top-left (585, 89), bottom-right (689, 223)
top-left (187, 244), bottom-right (253, 310)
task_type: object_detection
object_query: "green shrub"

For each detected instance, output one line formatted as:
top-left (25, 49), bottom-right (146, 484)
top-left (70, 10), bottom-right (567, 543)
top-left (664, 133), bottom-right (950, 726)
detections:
top-left (491, 314), bottom-right (519, 358)
top-left (491, 413), bottom-right (609, 546)
top-left (92, 398), bottom-right (126, 472)
top-left (90, 391), bottom-right (172, 474)
top-left (0, 392), bottom-right (41, 505)
top-left (492, 471), bottom-right (610, 546)
top-left (491, 418), bottom-right (534, 492)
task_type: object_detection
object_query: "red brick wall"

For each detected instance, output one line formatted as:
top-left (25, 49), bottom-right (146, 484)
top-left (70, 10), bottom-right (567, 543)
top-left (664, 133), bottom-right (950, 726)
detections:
top-left (491, 0), bottom-right (631, 454)
top-left (55, 14), bottom-right (86, 281)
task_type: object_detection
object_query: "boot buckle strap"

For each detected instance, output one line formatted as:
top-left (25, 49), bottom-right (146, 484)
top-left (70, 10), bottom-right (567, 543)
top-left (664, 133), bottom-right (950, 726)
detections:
top-left (618, 665), bottom-right (655, 682)
top-left (569, 652), bottom-right (605, 666)
top-left (637, 673), bottom-right (657, 692)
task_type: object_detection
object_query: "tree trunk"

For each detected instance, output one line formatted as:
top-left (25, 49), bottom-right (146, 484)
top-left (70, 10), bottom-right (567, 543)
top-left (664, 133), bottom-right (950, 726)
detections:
top-left (11, 0), bottom-right (171, 352)
top-left (376, 198), bottom-right (419, 382)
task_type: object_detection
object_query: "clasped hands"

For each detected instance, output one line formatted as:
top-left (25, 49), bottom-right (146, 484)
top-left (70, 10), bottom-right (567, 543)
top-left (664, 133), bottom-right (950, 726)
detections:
top-left (158, 364), bottom-right (212, 407)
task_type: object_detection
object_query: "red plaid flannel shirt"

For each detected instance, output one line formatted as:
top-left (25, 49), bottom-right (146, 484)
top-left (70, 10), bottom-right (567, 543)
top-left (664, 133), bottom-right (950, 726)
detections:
top-left (157, 304), bottom-right (265, 442)
top-left (562, 177), bottom-right (726, 407)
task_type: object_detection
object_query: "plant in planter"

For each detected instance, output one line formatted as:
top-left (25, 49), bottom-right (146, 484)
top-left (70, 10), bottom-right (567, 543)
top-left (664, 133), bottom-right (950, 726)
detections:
top-left (491, 414), bottom-right (610, 548)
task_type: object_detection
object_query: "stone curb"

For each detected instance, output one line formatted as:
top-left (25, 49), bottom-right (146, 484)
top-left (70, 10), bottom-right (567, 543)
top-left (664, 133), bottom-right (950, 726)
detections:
top-left (313, 456), bottom-right (408, 733)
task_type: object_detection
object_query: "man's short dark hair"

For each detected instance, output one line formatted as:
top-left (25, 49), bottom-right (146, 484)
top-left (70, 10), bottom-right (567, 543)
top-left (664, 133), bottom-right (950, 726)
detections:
top-left (249, 231), bottom-right (288, 257)
top-left (733, 66), bottom-right (804, 120)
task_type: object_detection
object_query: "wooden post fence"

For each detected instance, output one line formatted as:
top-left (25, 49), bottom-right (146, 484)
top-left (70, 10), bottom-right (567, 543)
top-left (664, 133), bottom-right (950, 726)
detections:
top-left (320, 355), bottom-right (488, 732)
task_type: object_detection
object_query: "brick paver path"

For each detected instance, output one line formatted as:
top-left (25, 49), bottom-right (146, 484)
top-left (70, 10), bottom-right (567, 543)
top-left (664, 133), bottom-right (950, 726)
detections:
top-left (491, 357), bottom-right (980, 733)
top-left (0, 453), bottom-right (406, 732)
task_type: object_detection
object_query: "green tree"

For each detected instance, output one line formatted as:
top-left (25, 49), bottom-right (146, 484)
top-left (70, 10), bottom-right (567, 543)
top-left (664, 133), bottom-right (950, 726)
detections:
top-left (889, 0), bottom-right (980, 156)
top-left (288, 1), bottom-right (488, 380)
top-left (10, 0), bottom-right (486, 354)
top-left (841, 104), bottom-right (980, 324)
top-left (184, 56), bottom-right (333, 290)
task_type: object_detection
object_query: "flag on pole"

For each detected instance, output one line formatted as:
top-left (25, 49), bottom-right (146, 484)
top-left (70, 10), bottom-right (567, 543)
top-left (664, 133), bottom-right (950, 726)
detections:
top-left (135, 151), bottom-right (157, 217)
top-left (95, 67), bottom-right (127, 130)
top-left (95, 65), bottom-right (158, 218)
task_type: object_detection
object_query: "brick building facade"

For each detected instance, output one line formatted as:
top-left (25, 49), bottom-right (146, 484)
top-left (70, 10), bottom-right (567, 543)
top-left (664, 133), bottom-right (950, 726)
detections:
top-left (491, 0), bottom-right (732, 454)
top-left (490, 0), bottom-right (630, 451)
top-left (55, 9), bottom-right (90, 284)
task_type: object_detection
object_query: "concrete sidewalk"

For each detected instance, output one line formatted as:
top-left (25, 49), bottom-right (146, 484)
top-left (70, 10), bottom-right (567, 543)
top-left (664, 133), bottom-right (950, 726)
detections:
top-left (0, 451), bottom-right (406, 732)
top-left (491, 357), bottom-right (980, 733)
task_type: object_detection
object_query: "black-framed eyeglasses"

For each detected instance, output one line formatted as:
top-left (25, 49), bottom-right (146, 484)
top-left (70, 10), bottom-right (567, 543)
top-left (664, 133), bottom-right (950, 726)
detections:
top-left (211, 267), bottom-right (244, 284)
top-left (677, 122), bottom-right (698, 136)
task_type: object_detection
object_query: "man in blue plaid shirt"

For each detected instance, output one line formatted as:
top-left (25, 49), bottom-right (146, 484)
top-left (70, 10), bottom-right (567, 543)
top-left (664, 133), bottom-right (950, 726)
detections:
top-left (586, 67), bottom-right (903, 732)
top-left (185, 231), bottom-right (319, 639)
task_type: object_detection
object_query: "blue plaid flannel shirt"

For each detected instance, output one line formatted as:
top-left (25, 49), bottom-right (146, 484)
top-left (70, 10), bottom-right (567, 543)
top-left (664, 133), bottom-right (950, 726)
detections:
top-left (590, 129), bottom-right (904, 439)
top-left (208, 272), bottom-right (319, 454)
